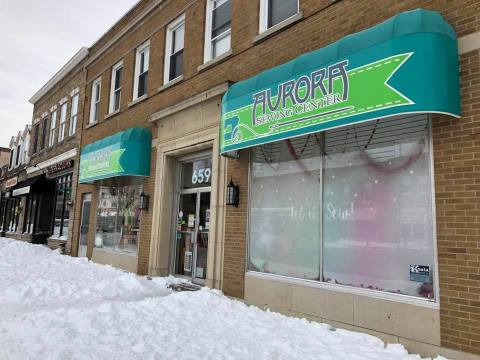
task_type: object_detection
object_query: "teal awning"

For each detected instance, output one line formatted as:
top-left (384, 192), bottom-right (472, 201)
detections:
top-left (79, 127), bottom-right (151, 183)
top-left (221, 8), bottom-right (460, 154)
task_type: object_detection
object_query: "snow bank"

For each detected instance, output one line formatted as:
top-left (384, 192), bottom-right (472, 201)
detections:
top-left (0, 238), bottom-right (446, 359)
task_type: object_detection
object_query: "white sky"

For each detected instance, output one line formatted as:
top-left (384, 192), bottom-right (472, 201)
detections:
top-left (0, 0), bottom-right (139, 148)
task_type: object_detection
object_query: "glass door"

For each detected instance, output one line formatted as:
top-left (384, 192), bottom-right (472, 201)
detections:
top-left (194, 191), bottom-right (210, 282)
top-left (174, 190), bottom-right (211, 284)
top-left (173, 155), bottom-right (212, 284)
top-left (78, 193), bottom-right (91, 257)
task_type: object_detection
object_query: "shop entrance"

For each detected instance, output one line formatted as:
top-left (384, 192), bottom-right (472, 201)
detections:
top-left (78, 193), bottom-right (91, 257)
top-left (172, 154), bottom-right (212, 284)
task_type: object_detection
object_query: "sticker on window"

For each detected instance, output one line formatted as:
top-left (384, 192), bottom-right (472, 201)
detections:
top-left (410, 265), bottom-right (430, 282)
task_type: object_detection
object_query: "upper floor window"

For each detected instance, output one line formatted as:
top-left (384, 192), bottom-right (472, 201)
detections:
top-left (32, 124), bottom-right (39, 154)
top-left (58, 102), bottom-right (67, 142)
top-left (89, 78), bottom-right (101, 124)
top-left (164, 15), bottom-right (185, 84)
top-left (49, 110), bottom-right (57, 147)
top-left (109, 60), bottom-right (123, 113)
top-left (205, 0), bottom-right (231, 62)
top-left (69, 94), bottom-right (79, 136)
top-left (40, 117), bottom-right (48, 150)
top-left (259, 0), bottom-right (298, 32)
top-left (15, 144), bottom-right (21, 167)
top-left (133, 42), bottom-right (149, 100)
top-left (8, 149), bottom-right (14, 169)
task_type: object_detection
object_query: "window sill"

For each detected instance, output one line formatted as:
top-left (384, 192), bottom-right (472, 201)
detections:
top-left (198, 49), bottom-right (233, 72)
top-left (48, 236), bottom-right (67, 242)
top-left (253, 12), bottom-right (304, 44)
top-left (85, 121), bottom-right (99, 130)
top-left (105, 110), bottom-right (120, 120)
top-left (128, 94), bottom-right (148, 108)
top-left (93, 246), bottom-right (138, 257)
top-left (158, 75), bottom-right (184, 93)
top-left (246, 271), bottom-right (439, 309)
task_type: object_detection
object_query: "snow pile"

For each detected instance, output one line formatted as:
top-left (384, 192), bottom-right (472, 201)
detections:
top-left (0, 238), bottom-right (446, 359)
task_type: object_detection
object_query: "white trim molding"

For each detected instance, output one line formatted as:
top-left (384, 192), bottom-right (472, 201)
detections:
top-left (49, 105), bottom-right (57, 112)
top-left (26, 148), bottom-right (77, 174)
top-left (59, 97), bottom-right (68, 105)
top-left (458, 31), bottom-right (480, 54)
top-left (150, 82), bottom-right (229, 122)
top-left (70, 87), bottom-right (80, 97)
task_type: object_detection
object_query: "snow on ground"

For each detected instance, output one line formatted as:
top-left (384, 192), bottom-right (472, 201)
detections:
top-left (0, 238), bottom-right (445, 360)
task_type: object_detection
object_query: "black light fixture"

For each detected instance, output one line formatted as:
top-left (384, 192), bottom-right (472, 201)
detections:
top-left (226, 178), bottom-right (239, 207)
top-left (140, 191), bottom-right (149, 211)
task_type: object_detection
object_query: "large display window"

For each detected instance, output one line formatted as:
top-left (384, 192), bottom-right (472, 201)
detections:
top-left (52, 174), bottom-right (72, 238)
top-left (248, 114), bottom-right (436, 300)
top-left (95, 177), bottom-right (143, 254)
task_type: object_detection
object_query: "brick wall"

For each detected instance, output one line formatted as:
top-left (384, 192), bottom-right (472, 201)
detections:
top-left (433, 47), bottom-right (480, 354)
top-left (29, 59), bottom-right (86, 255)
top-left (223, 150), bottom-right (249, 298)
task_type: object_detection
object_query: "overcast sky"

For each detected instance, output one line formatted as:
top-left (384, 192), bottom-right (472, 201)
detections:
top-left (0, 0), bottom-right (139, 148)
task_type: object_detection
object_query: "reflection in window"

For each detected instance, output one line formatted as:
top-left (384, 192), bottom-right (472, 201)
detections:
top-left (323, 115), bottom-right (434, 298)
top-left (249, 135), bottom-right (321, 280)
top-left (248, 115), bottom-right (436, 300)
top-left (95, 177), bottom-right (143, 254)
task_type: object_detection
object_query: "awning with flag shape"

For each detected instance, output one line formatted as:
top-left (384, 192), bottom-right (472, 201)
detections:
top-left (79, 127), bottom-right (151, 183)
top-left (220, 8), bottom-right (460, 155)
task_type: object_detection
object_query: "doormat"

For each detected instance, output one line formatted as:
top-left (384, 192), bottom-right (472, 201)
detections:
top-left (168, 282), bottom-right (202, 292)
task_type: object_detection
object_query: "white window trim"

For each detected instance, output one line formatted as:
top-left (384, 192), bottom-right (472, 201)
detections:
top-left (164, 14), bottom-right (185, 85)
top-left (259, 0), bottom-right (299, 33)
top-left (58, 102), bottom-right (67, 142)
top-left (89, 77), bottom-right (101, 124)
top-left (49, 111), bottom-right (57, 147)
top-left (133, 41), bottom-right (150, 101)
top-left (204, 0), bottom-right (231, 63)
top-left (109, 60), bottom-right (123, 114)
top-left (69, 94), bottom-right (79, 136)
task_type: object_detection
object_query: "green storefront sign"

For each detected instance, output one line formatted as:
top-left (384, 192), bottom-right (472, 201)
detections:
top-left (79, 127), bottom-right (151, 183)
top-left (221, 9), bottom-right (461, 154)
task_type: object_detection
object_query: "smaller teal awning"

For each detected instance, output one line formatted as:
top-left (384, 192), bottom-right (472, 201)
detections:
top-left (79, 127), bottom-right (151, 183)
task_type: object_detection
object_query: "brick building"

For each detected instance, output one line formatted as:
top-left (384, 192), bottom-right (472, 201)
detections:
top-left (25, 47), bottom-right (88, 251)
top-left (44, 0), bottom-right (479, 358)
top-left (0, 125), bottom-right (31, 239)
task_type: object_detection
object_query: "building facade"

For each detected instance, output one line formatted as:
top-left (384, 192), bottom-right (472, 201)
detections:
top-left (0, 125), bottom-right (31, 240)
top-left (9, 0), bottom-right (474, 358)
top-left (25, 47), bottom-right (88, 252)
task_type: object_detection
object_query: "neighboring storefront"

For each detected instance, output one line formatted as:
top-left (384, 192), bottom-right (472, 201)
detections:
top-left (78, 127), bottom-right (151, 272)
top-left (25, 150), bottom-right (77, 247)
top-left (221, 8), bottom-right (461, 353)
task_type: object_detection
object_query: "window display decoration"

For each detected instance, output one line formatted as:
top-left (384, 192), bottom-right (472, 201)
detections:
top-left (248, 114), bottom-right (436, 300)
top-left (95, 177), bottom-right (143, 254)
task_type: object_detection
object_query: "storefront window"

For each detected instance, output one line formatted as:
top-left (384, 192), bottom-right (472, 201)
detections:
top-left (95, 177), bottom-right (143, 254)
top-left (6, 198), bottom-right (21, 232)
top-left (249, 136), bottom-right (321, 280)
top-left (24, 195), bottom-right (38, 234)
top-left (52, 174), bottom-right (72, 238)
top-left (248, 115), bottom-right (436, 300)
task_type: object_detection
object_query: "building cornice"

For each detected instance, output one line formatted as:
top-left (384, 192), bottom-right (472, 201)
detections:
top-left (86, 0), bottom-right (164, 68)
top-left (29, 47), bottom-right (89, 104)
